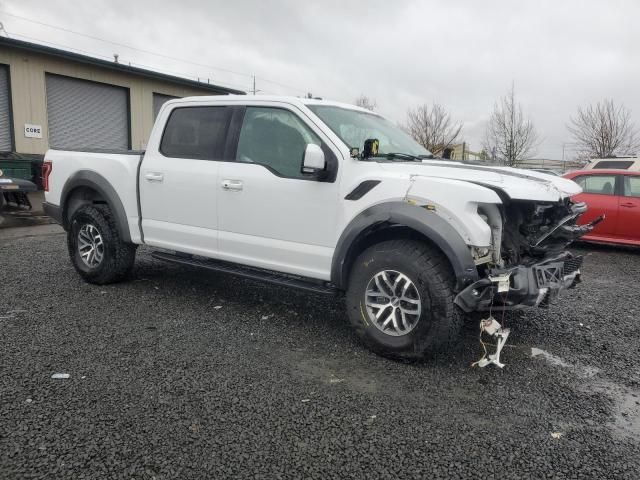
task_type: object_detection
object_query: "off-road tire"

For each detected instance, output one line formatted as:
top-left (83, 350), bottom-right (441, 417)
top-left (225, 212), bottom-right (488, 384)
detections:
top-left (67, 204), bottom-right (136, 285)
top-left (345, 239), bottom-right (463, 360)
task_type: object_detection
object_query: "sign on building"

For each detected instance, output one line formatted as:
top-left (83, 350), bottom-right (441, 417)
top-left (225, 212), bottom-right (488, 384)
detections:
top-left (24, 123), bottom-right (43, 138)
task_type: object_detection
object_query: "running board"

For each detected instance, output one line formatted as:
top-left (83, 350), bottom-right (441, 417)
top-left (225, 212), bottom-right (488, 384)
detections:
top-left (151, 251), bottom-right (338, 295)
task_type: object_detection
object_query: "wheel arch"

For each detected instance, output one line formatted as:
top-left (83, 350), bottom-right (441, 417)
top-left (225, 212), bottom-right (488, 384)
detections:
top-left (60, 170), bottom-right (132, 243)
top-left (331, 202), bottom-right (479, 291)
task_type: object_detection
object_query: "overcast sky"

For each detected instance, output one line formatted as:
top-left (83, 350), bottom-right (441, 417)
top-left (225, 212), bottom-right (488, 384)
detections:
top-left (1, 0), bottom-right (638, 159)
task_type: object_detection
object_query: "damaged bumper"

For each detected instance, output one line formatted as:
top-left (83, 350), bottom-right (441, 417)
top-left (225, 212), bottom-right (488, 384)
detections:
top-left (454, 252), bottom-right (583, 312)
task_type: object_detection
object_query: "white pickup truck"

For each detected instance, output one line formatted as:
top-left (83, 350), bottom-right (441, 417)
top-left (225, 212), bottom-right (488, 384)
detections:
top-left (43, 95), bottom-right (596, 360)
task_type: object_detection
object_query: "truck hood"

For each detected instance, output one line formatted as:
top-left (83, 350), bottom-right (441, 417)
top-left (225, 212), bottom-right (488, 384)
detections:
top-left (377, 160), bottom-right (581, 202)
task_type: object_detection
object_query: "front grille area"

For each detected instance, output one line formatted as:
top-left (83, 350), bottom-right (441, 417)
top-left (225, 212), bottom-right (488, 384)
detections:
top-left (534, 262), bottom-right (565, 288)
top-left (564, 256), bottom-right (584, 275)
top-left (533, 255), bottom-right (583, 289)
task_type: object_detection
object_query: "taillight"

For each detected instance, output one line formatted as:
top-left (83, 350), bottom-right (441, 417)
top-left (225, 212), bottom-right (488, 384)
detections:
top-left (42, 161), bottom-right (52, 192)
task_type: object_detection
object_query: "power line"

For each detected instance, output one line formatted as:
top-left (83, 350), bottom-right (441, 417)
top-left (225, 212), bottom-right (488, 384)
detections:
top-left (0, 10), bottom-right (312, 95)
top-left (255, 76), bottom-right (308, 95)
top-left (8, 32), bottom-right (251, 92)
top-left (0, 10), bottom-right (252, 78)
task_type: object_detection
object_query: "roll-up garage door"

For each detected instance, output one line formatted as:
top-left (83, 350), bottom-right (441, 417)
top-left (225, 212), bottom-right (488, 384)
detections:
top-left (153, 93), bottom-right (178, 120)
top-left (45, 74), bottom-right (129, 150)
top-left (0, 65), bottom-right (12, 152)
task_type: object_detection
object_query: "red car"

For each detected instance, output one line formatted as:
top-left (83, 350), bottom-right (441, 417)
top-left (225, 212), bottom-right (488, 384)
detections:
top-left (563, 169), bottom-right (640, 246)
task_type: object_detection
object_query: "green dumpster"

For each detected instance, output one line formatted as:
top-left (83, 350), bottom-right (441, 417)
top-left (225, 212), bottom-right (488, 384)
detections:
top-left (0, 153), bottom-right (45, 189)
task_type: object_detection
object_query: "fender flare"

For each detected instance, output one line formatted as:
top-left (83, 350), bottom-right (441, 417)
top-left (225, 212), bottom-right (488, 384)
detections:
top-left (60, 170), bottom-right (132, 243)
top-left (330, 202), bottom-right (479, 290)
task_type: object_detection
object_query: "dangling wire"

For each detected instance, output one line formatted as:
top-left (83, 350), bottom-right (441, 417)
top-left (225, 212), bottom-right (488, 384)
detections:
top-left (471, 319), bottom-right (489, 368)
top-left (471, 290), bottom-right (495, 368)
top-left (500, 290), bottom-right (509, 328)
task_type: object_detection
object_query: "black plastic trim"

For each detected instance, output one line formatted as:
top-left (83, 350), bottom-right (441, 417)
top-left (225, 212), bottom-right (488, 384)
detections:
top-left (0, 177), bottom-right (37, 192)
top-left (345, 180), bottom-right (381, 200)
top-left (454, 252), bottom-right (582, 312)
top-left (319, 142), bottom-right (338, 183)
top-left (615, 174), bottom-right (624, 196)
top-left (223, 105), bottom-right (246, 161)
top-left (60, 170), bottom-right (132, 242)
top-left (152, 250), bottom-right (337, 295)
top-left (42, 202), bottom-right (62, 224)
top-left (135, 153), bottom-right (145, 243)
top-left (330, 202), bottom-right (479, 290)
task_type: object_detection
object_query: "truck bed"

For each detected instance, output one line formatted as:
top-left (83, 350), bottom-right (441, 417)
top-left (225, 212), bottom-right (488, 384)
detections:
top-left (44, 149), bottom-right (144, 243)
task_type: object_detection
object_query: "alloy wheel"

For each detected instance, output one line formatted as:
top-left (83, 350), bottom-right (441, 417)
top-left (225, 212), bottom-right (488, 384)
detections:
top-left (364, 270), bottom-right (422, 336)
top-left (77, 223), bottom-right (104, 268)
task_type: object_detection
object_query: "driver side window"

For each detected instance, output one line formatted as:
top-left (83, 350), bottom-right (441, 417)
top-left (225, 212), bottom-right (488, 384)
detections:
top-left (236, 107), bottom-right (321, 178)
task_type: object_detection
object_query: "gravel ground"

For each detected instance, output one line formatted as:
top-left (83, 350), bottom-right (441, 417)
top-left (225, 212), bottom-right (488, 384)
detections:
top-left (1, 228), bottom-right (639, 479)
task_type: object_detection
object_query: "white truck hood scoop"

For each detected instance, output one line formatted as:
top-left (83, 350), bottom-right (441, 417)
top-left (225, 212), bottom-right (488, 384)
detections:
top-left (379, 160), bottom-right (581, 202)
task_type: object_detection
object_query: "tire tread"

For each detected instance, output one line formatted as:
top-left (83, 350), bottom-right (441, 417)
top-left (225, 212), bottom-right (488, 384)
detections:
top-left (346, 239), bottom-right (463, 360)
top-left (67, 204), bottom-right (136, 285)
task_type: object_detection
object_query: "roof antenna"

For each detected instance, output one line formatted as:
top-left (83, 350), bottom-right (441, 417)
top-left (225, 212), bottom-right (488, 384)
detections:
top-left (0, 22), bottom-right (10, 38)
top-left (113, 53), bottom-right (119, 63)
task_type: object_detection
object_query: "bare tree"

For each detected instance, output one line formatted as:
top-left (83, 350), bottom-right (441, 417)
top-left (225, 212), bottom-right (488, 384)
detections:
top-left (567, 99), bottom-right (639, 159)
top-left (354, 94), bottom-right (377, 111)
top-left (484, 85), bottom-right (538, 166)
top-left (405, 103), bottom-right (463, 154)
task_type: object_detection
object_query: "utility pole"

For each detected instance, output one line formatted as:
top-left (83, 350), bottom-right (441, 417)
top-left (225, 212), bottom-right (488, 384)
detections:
top-left (0, 22), bottom-right (10, 38)
top-left (251, 75), bottom-right (257, 95)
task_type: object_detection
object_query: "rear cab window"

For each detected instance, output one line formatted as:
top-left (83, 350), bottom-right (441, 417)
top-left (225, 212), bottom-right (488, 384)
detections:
top-left (160, 106), bottom-right (229, 160)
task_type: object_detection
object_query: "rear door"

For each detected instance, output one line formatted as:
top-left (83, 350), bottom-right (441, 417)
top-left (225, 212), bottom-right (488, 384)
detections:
top-left (616, 175), bottom-right (640, 240)
top-left (139, 105), bottom-right (230, 256)
top-left (571, 173), bottom-right (620, 236)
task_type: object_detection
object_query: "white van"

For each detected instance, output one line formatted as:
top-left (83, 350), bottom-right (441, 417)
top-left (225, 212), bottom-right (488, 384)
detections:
top-left (584, 157), bottom-right (640, 171)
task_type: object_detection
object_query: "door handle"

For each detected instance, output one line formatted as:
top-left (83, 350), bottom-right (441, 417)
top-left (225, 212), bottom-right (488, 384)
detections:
top-left (144, 172), bottom-right (164, 182)
top-left (222, 179), bottom-right (243, 191)
top-left (620, 202), bottom-right (637, 208)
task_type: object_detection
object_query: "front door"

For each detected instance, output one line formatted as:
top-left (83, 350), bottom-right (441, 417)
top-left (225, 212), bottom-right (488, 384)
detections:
top-left (616, 175), bottom-right (640, 240)
top-left (140, 105), bottom-right (230, 256)
top-left (572, 173), bottom-right (620, 236)
top-left (217, 105), bottom-right (341, 280)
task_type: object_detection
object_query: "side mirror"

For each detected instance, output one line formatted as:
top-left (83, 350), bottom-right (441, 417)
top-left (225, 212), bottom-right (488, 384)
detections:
top-left (302, 144), bottom-right (325, 174)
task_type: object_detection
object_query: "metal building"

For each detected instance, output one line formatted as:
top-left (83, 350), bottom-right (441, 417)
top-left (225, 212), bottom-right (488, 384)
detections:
top-left (0, 36), bottom-right (243, 186)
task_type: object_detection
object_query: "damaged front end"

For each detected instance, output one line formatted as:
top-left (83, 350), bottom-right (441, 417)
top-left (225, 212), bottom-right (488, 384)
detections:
top-left (455, 199), bottom-right (601, 313)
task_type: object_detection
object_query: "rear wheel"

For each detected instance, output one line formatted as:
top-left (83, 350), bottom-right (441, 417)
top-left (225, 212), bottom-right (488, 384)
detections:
top-left (67, 204), bottom-right (136, 284)
top-left (345, 239), bottom-right (463, 360)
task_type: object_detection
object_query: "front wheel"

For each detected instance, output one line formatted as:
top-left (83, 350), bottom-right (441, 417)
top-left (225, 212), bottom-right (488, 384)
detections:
top-left (67, 204), bottom-right (136, 285)
top-left (345, 239), bottom-right (463, 360)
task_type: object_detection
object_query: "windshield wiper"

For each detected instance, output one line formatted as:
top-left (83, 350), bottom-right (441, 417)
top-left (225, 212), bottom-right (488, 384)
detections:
top-left (370, 152), bottom-right (423, 162)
